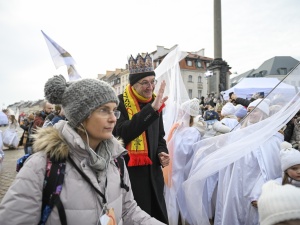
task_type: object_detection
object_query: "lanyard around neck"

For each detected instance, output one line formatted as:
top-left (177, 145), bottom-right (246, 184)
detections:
top-left (68, 156), bottom-right (107, 204)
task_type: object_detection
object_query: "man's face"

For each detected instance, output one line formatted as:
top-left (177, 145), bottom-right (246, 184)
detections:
top-left (44, 103), bottom-right (54, 114)
top-left (133, 75), bottom-right (156, 99)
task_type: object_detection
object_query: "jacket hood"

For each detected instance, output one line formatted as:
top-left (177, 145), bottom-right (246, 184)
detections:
top-left (32, 120), bottom-right (127, 162)
top-left (32, 125), bottom-right (70, 161)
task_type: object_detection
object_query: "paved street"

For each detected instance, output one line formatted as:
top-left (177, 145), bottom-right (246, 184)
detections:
top-left (0, 126), bottom-right (24, 203)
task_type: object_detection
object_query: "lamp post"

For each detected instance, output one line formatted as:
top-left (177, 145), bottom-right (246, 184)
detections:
top-left (207, 0), bottom-right (231, 95)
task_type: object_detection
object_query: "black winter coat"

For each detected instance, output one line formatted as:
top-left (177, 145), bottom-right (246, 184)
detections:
top-left (113, 94), bottom-right (169, 224)
top-left (235, 97), bottom-right (251, 107)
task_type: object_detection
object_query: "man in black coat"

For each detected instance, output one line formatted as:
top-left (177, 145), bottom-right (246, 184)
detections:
top-left (113, 54), bottom-right (169, 224)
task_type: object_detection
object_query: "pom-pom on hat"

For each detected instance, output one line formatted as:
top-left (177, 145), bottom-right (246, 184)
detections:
top-left (44, 75), bottom-right (119, 128)
top-left (181, 98), bottom-right (200, 117)
top-left (258, 180), bottom-right (300, 225)
top-left (280, 141), bottom-right (300, 171)
top-left (221, 102), bottom-right (236, 116)
top-left (248, 98), bottom-right (270, 116)
top-left (128, 53), bottom-right (155, 86)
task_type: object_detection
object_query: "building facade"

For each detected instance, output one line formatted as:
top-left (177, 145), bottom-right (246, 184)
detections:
top-left (99, 45), bottom-right (213, 100)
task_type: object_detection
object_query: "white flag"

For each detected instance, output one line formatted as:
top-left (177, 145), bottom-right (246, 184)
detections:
top-left (41, 30), bottom-right (81, 80)
top-left (67, 65), bottom-right (82, 81)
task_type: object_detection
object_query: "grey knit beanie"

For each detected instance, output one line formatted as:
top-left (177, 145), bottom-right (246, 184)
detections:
top-left (44, 75), bottom-right (119, 128)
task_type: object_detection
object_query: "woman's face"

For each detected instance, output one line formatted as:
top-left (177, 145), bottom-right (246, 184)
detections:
top-left (286, 164), bottom-right (300, 181)
top-left (82, 102), bottom-right (118, 148)
top-left (247, 107), bottom-right (265, 124)
top-left (133, 75), bottom-right (156, 99)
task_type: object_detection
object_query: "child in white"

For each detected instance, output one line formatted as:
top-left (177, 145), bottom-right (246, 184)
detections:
top-left (251, 141), bottom-right (300, 208)
top-left (258, 180), bottom-right (300, 225)
top-left (277, 141), bottom-right (300, 187)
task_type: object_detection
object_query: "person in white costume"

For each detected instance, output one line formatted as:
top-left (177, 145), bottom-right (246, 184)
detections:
top-left (220, 102), bottom-right (239, 130)
top-left (258, 180), bottom-right (300, 225)
top-left (182, 63), bottom-right (300, 225)
top-left (257, 141), bottom-right (300, 188)
top-left (213, 98), bottom-right (284, 225)
top-left (202, 107), bottom-right (231, 139)
top-left (0, 111), bottom-right (9, 126)
top-left (164, 98), bottom-right (206, 225)
top-left (279, 141), bottom-right (300, 187)
top-left (2, 114), bottom-right (19, 149)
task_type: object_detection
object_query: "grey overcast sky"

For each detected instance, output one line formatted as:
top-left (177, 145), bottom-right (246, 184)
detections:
top-left (1, 0), bottom-right (300, 108)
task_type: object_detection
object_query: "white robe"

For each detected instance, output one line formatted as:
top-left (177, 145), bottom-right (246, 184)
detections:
top-left (165, 126), bottom-right (202, 225)
top-left (220, 117), bottom-right (239, 130)
top-left (214, 132), bottom-right (283, 225)
top-left (2, 121), bottom-right (19, 148)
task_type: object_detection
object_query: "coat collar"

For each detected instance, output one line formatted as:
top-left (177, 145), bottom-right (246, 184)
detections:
top-left (33, 121), bottom-right (127, 161)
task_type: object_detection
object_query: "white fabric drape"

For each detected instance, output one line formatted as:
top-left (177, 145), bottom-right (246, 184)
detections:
top-left (182, 63), bottom-right (300, 225)
top-left (156, 45), bottom-right (300, 225)
top-left (155, 46), bottom-right (198, 224)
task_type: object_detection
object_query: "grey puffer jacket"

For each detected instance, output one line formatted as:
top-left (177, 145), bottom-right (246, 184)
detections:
top-left (0, 121), bottom-right (165, 225)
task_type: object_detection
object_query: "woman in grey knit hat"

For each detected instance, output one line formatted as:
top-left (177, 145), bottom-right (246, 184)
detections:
top-left (0, 75), bottom-right (166, 225)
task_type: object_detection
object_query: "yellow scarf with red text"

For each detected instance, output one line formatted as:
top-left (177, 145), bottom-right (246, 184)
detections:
top-left (123, 84), bottom-right (153, 166)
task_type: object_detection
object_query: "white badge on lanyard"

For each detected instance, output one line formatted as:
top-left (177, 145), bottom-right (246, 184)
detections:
top-left (99, 206), bottom-right (116, 225)
top-left (100, 214), bottom-right (111, 225)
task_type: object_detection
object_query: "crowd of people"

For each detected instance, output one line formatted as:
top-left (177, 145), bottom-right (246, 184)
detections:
top-left (167, 90), bottom-right (300, 225)
top-left (0, 52), bottom-right (299, 225)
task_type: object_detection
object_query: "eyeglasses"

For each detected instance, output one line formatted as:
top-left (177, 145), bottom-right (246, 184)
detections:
top-left (137, 79), bottom-right (157, 88)
top-left (95, 108), bottom-right (121, 119)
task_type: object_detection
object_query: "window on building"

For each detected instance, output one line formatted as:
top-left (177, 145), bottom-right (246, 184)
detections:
top-left (198, 90), bottom-right (202, 99)
top-left (248, 74), bottom-right (257, 77)
top-left (258, 70), bottom-right (267, 77)
top-left (277, 68), bottom-right (287, 75)
top-left (196, 61), bottom-right (202, 68)
top-left (187, 60), bottom-right (192, 66)
top-left (198, 76), bottom-right (202, 83)
top-left (188, 89), bottom-right (192, 99)
top-left (188, 75), bottom-right (193, 82)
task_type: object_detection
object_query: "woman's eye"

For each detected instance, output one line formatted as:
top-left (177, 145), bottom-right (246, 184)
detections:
top-left (100, 109), bottom-right (109, 113)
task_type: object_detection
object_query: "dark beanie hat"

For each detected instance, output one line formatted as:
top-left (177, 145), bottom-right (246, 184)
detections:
top-left (128, 53), bottom-right (155, 86)
top-left (44, 75), bottom-right (119, 128)
top-left (129, 71), bottom-right (155, 86)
